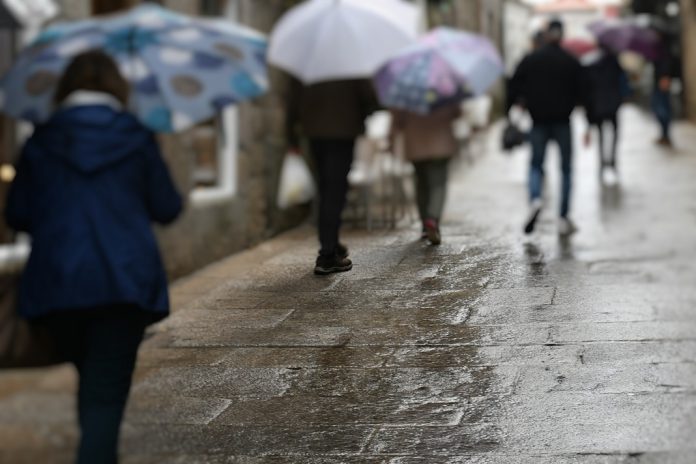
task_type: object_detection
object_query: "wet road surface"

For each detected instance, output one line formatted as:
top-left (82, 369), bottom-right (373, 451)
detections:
top-left (1, 106), bottom-right (695, 463)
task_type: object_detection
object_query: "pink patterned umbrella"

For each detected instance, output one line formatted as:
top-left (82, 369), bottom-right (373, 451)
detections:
top-left (374, 27), bottom-right (503, 114)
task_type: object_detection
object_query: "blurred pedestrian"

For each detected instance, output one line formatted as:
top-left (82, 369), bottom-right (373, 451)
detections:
top-left (390, 105), bottom-right (461, 245)
top-left (583, 46), bottom-right (629, 186)
top-left (285, 77), bottom-right (378, 275)
top-left (5, 50), bottom-right (182, 464)
top-left (508, 19), bottom-right (585, 236)
top-left (651, 32), bottom-right (673, 147)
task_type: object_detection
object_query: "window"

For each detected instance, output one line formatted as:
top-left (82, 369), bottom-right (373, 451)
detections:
top-left (190, 0), bottom-right (240, 205)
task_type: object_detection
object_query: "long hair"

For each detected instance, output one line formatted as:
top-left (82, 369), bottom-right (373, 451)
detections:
top-left (53, 49), bottom-right (129, 106)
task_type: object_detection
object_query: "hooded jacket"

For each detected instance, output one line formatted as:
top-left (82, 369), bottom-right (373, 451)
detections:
top-left (5, 95), bottom-right (182, 320)
top-left (584, 51), bottom-right (626, 123)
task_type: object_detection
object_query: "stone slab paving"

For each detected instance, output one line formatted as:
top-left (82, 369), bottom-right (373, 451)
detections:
top-left (1, 106), bottom-right (696, 463)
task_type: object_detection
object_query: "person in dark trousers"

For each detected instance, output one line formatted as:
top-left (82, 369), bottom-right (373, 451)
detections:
top-left (5, 50), bottom-right (182, 464)
top-left (651, 33), bottom-right (673, 147)
top-left (583, 46), bottom-right (629, 186)
top-left (286, 77), bottom-right (378, 275)
top-left (508, 19), bottom-right (586, 236)
top-left (390, 105), bottom-right (462, 245)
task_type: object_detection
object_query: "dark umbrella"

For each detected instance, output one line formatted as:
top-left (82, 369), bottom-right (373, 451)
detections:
top-left (589, 19), bottom-right (660, 61)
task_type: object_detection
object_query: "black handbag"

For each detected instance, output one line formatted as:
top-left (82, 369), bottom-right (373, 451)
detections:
top-left (501, 120), bottom-right (527, 151)
top-left (0, 275), bottom-right (62, 369)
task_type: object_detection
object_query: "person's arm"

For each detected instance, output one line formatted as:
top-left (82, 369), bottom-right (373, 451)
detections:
top-left (507, 57), bottom-right (528, 114)
top-left (144, 135), bottom-right (183, 225)
top-left (5, 142), bottom-right (35, 233)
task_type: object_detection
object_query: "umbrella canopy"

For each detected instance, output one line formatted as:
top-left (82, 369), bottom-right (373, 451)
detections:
top-left (0, 3), bottom-right (268, 132)
top-left (589, 19), bottom-right (660, 61)
top-left (562, 38), bottom-right (597, 58)
top-left (374, 27), bottom-right (503, 115)
top-left (269, 0), bottom-right (419, 84)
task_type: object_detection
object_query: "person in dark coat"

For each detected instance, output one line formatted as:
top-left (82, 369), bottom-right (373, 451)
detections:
top-left (5, 50), bottom-right (182, 464)
top-left (583, 47), bottom-right (628, 186)
top-left (508, 19), bottom-right (586, 236)
top-left (651, 33), bottom-right (674, 147)
top-left (285, 77), bottom-right (378, 275)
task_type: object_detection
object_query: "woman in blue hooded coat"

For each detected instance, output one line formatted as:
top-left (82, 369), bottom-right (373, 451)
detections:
top-left (5, 50), bottom-right (182, 464)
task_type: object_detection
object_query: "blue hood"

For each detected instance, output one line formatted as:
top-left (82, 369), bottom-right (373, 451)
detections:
top-left (33, 105), bottom-right (151, 174)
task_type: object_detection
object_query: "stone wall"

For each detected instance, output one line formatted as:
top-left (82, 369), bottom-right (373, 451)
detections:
top-left (681, 0), bottom-right (696, 122)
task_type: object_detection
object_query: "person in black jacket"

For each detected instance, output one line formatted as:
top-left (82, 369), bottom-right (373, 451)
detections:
top-left (583, 47), bottom-right (628, 186)
top-left (651, 33), bottom-right (673, 147)
top-left (508, 19), bottom-right (585, 236)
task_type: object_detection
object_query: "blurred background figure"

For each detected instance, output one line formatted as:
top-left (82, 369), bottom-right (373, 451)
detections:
top-left (652, 31), bottom-right (674, 147)
top-left (508, 19), bottom-right (585, 236)
top-left (5, 50), bottom-right (182, 464)
top-left (285, 78), bottom-right (378, 275)
top-left (390, 105), bottom-right (462, 245)
top-left (583, 45), bottom-right (629, 186)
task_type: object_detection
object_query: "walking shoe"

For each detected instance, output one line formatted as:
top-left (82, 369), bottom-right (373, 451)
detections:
top-left (558, 217), bottom-right (578, 236)
top-left (314, 254), bottom-right (353, 275)
top-left (524, 199), bottom-right (543, 234)
top-left (655, 137), bottom-right (673, 148)
top-left (336, 243), bottom-right (349, 259)
top-left (602, 167), bottom-right (619, 187)
top-left (424, 219), bottom-right (441, 245)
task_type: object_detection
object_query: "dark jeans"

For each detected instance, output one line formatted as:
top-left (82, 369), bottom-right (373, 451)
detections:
top-left (652, 89), bottom-right (672, 140)
top-left (310, 138), bottom-right (355, 257)
top-left (44, 307), bottom-right (149, 464)
top-left (594, 114), bottom-right (619, 170)
top-left (529, 122), bottom-right (573, 218)
top-left (413, 158), bottom-right (449, 223)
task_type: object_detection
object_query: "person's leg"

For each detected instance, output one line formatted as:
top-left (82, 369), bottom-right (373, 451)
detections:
top-left (596, 121), bottom-right (606, 172)
top-left (310, 139), bottom-right (354, 257)
top-left (554, 123), bottom-right (573, 219)
top-left (424, 158), bottom-right (450, 222)
top-left (412, 161), bottom-right (430, 224)
top-left (524, 125), bottom-right (549, 233)
top-left (609, 113), bottom-right (619, 169)
top-left (652, 90), bottom-right (672, 142)
top-left (75, 308), bottom-right (148, 464)
top-left (528, 125), bottom-right (549, 203)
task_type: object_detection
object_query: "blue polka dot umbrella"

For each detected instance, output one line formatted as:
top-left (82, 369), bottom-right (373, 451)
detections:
top-left (375, 27), bottom-right (503, 114)
top-left (0, 3), bottom-right (268, 132)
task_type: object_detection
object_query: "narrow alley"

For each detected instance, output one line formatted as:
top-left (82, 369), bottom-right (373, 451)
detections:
top-left (1, 106), bottom-right (696, 463)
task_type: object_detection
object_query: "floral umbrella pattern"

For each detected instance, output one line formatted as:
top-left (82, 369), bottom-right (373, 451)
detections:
top-left (0, 4), bottom-right (268, 132)
top-left (375, 27), bottom-right (503, 114)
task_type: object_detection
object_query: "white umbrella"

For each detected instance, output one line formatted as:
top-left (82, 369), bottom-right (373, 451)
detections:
top-left (269, 0), bottom-right (420, 84)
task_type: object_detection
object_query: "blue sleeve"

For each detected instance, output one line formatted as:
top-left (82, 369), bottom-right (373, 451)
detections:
top-left (5, 143), bottom-right (34, 233)
top-left (144, 135), bottom-right (183, 225)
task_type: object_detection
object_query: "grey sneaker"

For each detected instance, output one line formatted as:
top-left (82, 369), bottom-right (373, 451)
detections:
top-left (558, 217), bottom-right (578, 236)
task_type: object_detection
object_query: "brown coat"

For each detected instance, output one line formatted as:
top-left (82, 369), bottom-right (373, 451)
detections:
top-left (390, 106), bottom-right (461, 162)
top-left (285, 77), bottom-right (379, 148)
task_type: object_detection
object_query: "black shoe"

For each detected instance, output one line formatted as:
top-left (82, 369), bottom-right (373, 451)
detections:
top-left (336, 243), bottom-right (349, 259)
top-left (314, 255), bottom-right (353, 275)
top-left (524, 199), bottom-right (543, 235)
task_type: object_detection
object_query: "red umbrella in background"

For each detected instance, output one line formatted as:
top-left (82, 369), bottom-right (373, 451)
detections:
top-left (562, 38), bottom-right (597, 58)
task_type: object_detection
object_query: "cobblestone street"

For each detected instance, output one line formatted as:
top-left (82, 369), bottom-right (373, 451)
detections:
top-left (1, 106), bottom-right (696, 463)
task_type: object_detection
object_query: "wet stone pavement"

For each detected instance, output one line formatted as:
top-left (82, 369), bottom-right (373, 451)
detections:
top-left (1, 106), bottom-right (696, 463)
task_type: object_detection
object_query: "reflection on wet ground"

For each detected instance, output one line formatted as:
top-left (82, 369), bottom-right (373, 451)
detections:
top-left (1, 106), bottom-right (695, 463)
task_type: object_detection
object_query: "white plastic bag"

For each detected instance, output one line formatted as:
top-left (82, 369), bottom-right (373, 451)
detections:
top-left (276, 153), bottom-right (315, 209)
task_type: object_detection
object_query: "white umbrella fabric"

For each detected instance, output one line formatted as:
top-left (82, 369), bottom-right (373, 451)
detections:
top-left (269, 0), bottom-right (419, 84)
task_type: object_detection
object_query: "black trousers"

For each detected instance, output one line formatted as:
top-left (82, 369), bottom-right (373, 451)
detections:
top-left (309, 138), bottom-right (355, 257)
top-left (44, 306), bottom-right (150, 464)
